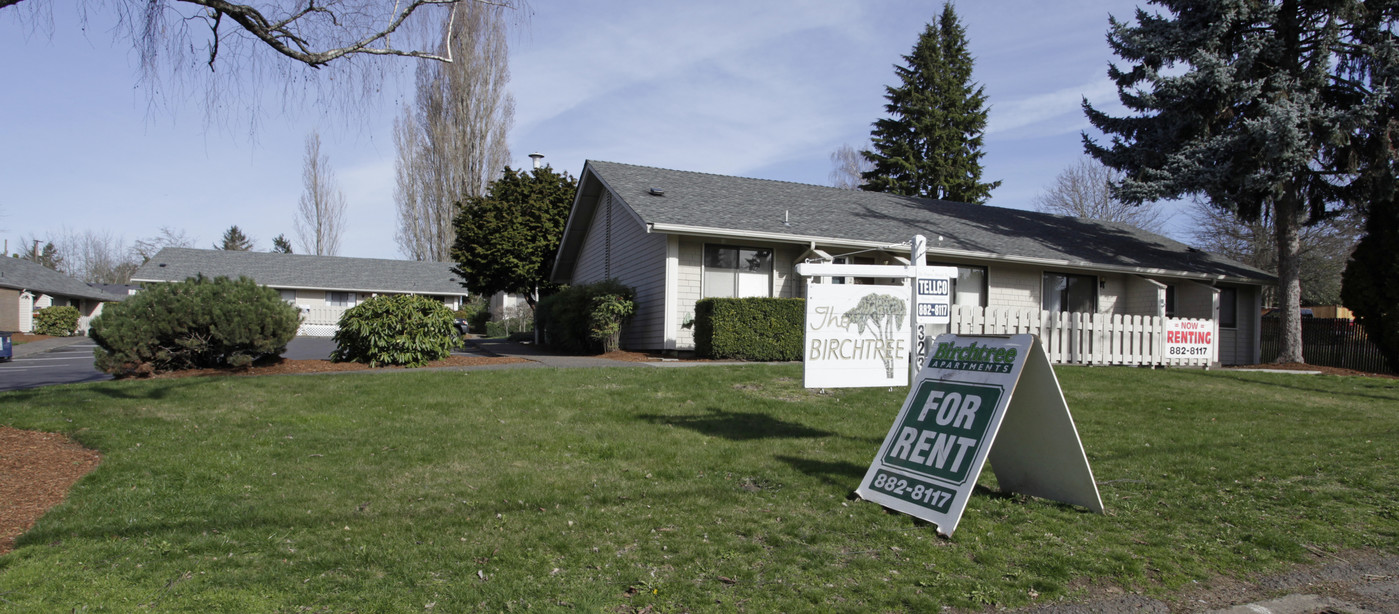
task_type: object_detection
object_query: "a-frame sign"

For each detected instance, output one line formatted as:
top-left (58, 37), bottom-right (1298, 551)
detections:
top-left (855, 333), bottom-right (1103, 536)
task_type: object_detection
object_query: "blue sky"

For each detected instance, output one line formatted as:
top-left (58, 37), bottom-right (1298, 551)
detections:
top-left (1, 0), bottom-right (1148, 261)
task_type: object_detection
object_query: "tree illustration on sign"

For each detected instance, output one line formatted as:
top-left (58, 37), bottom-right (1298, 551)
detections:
top-left (843, 293), bottom-right (908, 378)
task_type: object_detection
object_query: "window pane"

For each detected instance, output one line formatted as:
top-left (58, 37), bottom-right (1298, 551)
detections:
top-left (953, 266), bottom-right (986, 307)
top-left (1042, 275), bottom-right (1066, 312)
top-left (704, 245), bottom-right (738, 269)
top-left (704, 269), bottom-right (736, 298)
top-left (1219, 287), bottom-right (1238, 328)
top-left (1065, 275), bottom-right (1096, 312)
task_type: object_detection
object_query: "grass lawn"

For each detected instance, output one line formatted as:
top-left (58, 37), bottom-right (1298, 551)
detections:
top-left (1, 364), bottom-right (1396, 612)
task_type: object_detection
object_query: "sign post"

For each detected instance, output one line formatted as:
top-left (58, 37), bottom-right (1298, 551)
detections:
top-left (856, 333), bottom-right (1103, 536)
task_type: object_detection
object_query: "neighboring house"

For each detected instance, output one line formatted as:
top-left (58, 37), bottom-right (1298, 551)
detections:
top-left (551, 161), bottom-right (1275, 365)
top-left (130, 248), bottom-right (470, 336)
top-left (0, 257), bottom-right (127, 334)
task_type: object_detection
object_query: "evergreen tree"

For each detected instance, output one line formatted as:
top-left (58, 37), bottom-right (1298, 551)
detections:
top-left (215, 226), bottom-right (254, 251)
top-left (1082, 0), bottom-right (1397, 364)
top-left (272, 234), bottom-right (294, 254)
top-left (1342, 196), bottom-right (1399, 372)
top-left (861, 2), bottom-right (999, 203)
top-left (451, 166), bottom-right (578, 310)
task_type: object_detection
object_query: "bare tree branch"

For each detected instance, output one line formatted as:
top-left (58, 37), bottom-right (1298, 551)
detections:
top-left (296, 130), bottom-right (347, 256)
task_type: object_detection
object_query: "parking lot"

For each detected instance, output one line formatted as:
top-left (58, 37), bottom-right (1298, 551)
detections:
top-left (0, 338), bottom-right (110, 392)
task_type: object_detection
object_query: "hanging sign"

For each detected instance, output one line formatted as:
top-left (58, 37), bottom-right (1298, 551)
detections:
top-left (803, 284), bottom-right (911, 388)
top-left (856, 333), bottom-right (1104, 536)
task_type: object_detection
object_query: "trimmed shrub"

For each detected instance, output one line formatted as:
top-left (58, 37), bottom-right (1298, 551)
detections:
top-left (694, 297), bottom-right (804, 361)
top-left (332, 294), bottom-right (461, 367)
top-left (91, 276), bottom-right (300, 376)
top-left (537, 280), bottom-right (636, 354)
top-left (33, 305), bottom-right (81, 337)
top-left (589, 293), bottom-right (635, 353)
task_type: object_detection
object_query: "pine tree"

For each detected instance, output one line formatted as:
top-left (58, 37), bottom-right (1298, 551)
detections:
top-left (861, 2), bottom-right (999, 203)
top-left (1082, 0), bottom-right (1397, 364)
top-left (216, 226), bottom-right (254, 251)
top-left (272, 234), bottom-right (294, 254)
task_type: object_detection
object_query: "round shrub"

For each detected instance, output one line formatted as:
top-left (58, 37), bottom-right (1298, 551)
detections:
top-left (33, 305), bottom-right (81, 337)
top-left (536, 280), bottom-right (636, 354)
top-left (331, 294), bottom-right (461, 367)
top-left (90, 276), bottom-right (300, 376)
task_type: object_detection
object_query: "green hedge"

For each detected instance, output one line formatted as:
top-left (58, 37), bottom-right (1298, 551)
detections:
top-left (332, 294), bottom-right (461, 367)
top-left (91, 276), bottom-right (299, 375)
top-left (537, 280), bottom-right (636, 354)
top-left (694, 297), bottom-right (804, 361)
top-left (33, 305), bottom-right (81, 337)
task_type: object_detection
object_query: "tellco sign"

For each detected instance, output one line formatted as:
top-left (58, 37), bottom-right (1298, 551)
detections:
top-left (857, 334), bottom-right (1104, 536)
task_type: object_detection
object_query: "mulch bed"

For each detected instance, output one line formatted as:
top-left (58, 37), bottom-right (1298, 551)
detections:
top-left (0, 427), bottom-right (102, 555)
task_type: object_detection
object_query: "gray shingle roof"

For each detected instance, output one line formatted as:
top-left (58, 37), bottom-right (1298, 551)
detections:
top-left (0, 257), bottom-right (129, 302)
top-left (566, 161), bottom-right (1272, 283)
top-left (130, 248), bottom-right (470, 295)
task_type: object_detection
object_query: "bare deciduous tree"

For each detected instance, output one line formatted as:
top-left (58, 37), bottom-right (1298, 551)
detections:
top-left (37, 228), bottom-right (138, 284)
top-left (1033, 157), bottom-right (1168, 234)
top-left (3, 1), bottom-right (523, 122)
top-left (131, 226), bottom-right (194, 263)
top-left (829, 142), bottom-right (872, 190)
top-left (1188, 198), bottom-right (1361, 307)
top-left (295, 131), bottom-right (347, 256)
top-left (394, 0), bottom-right (513, 262)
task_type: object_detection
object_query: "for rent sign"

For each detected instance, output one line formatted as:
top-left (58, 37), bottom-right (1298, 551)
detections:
top-left (803, 284), bottom-right (911, 388)
top-left (857, 334), bottom-right (1104, 536)
top-left (1164, 318), bottom-right (1215, 361)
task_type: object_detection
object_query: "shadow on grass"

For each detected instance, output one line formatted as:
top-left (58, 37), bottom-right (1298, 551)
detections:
top-left (639, 407), bottom-right (834, 441)
top-left (775, 455), bottom-right (866, 488)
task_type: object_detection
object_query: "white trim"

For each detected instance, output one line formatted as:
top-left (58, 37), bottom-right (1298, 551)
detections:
top-left (664, 235), bottom-right (679, 351)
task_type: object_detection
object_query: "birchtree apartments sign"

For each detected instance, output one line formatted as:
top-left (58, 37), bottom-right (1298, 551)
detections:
top-left (856, 334), bottom-right (1104, 536)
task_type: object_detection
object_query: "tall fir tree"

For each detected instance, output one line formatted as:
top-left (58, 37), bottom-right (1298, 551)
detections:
top-left (1082, 0), bottom-right (1398, 364)
top-left (215, 226), bottom-right (254, 251)
top-left (271, 234), bottom-right (295, 254)
top-left (861, 2), bottom-right (999, 203)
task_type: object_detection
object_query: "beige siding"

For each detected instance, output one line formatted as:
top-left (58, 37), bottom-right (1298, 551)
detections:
top-left (0, 287), bottom-right (19, 332)
top-left (571, 191), bottom-right (668, 349)
top-left (1176, 281), bottom-right (1217, 320)
top-left (1126, 276), bottom-right (1166, 316)
top-left (986, 265), bottom-right (1041, 310)
top-left (1099, 274), bottom-right (1126, 314)
top-left (675, 238), bottom-right (704, 350)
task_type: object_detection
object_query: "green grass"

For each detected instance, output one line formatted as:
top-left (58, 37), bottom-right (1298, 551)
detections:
top-left (1, 365), bottom-right (1396, 612)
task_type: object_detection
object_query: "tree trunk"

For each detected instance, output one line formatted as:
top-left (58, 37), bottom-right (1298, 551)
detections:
top-left (1273, 192), bottom-right (1306, 363)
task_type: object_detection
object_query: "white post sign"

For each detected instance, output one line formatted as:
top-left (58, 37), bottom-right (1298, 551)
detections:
top-left (1164, 318), bottom-right (1215, 361)
top-left (856, 333), bottom-right (1104, 536)
top-left (803, 284), bottom-right (911, 388)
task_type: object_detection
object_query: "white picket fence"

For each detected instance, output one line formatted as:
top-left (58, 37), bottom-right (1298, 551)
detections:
top-left (297, 306), bottom-right (346, 337)
top-left (947, 305), bottom-right (1215, 367)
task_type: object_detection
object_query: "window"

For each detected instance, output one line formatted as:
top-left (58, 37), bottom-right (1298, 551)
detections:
top-left (279, 289), bottom-right (297, 305)
top-left (327, 292), bottom-right (355, 308)
top-left (930, 264), bottom-right (988, 308)
top-left (1042, 272), bottom-right (1097, 313)
top-left (1219, 287), bottom-right (1238, 328)
top-left (704, 245), bottom-right (773, 298)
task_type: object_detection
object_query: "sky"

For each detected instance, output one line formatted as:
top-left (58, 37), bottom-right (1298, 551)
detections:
top-left (0, 0), bottom-right (1151, 262)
